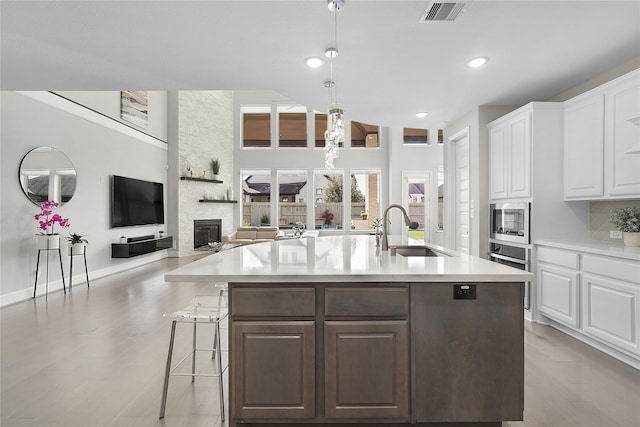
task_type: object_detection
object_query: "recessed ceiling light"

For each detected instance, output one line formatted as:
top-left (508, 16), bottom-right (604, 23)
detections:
top-left (466, 56), bottom-right (488, 68)
top-left (305, 57), bottom-right (325, 68)
top-left (416, 112), bottom-right (429, 118)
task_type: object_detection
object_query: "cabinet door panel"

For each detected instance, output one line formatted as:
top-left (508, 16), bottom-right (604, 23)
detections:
top-left (324, 320), bottom-right (409, 420)
top-left (605, 76), bottom-right (640, 197)
top-left (582, 274), bottom-right (640, 355)
top-left (490, 124), bottom-right (508, 200)
top-left (413, 283), bottom-right (524, 422)
top-left (564, 95), bottom-right (605, 199)
top-left (537, 263), bottom-right (580, 328)
top-left (232, 321), bottom-right (315, 419)
top-left (508, 113), bottom-right (531, 198)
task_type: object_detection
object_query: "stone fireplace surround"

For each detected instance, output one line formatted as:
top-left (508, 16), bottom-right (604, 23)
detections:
top-left (175, 91), bottom-right (234, 257)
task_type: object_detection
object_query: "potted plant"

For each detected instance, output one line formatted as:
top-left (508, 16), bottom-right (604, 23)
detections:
top-left (34, 200), bottom-right (70, 250)
top-left (609, 205), bottom-right (640, 246)
top-left (261, 214), bottom-right (270, 226)
top-left (321, 209), bottom-right (334, 228)
top-left (361, 211), bottom-right (368, 220)
top-left (66, 232), bottom-right (89, 255)
top-left (210, 158), bottom-right (221, 180)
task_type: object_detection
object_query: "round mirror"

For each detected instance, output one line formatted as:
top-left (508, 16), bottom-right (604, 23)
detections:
top-left (19, 147), bottom-right (77, 206)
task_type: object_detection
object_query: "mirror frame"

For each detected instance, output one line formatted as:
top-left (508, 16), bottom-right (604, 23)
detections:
top-left (19, 146), bottom-right (77, 206)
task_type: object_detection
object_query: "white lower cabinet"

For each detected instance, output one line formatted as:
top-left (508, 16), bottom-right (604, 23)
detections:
top-left (537, 263), bottom-right (580, 328)
top-left (535, 242), bottom-right (640, 364)
top-left (582, 273), bottom-right (640, 355)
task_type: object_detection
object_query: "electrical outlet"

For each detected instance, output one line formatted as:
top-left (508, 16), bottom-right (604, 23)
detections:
top-left (610, 230), bottom-right (623, 239)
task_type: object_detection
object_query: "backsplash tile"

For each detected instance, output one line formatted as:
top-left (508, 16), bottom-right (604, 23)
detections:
top-left (590, 200), bottom-right (640, 242)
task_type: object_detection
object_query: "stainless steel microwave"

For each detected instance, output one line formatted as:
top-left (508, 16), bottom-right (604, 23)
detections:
top-left (490, 202), bottom-right (530, 244)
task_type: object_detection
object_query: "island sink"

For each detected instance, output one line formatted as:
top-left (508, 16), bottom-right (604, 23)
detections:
top-left (391, 246), bottom-right (445, 257)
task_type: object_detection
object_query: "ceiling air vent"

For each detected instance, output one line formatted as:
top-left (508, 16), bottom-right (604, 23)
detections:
top-left (419, 2), bottom-right (467, 22)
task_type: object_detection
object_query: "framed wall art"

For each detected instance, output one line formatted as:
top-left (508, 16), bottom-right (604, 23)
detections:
top-left (120, 90), bottom-right (148, 128)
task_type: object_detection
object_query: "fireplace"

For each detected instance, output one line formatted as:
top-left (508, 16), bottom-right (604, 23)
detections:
top-left (194, 219), bottom-right (222, 250)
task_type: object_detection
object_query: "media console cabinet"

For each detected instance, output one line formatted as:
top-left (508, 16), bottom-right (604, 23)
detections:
top-left (111, 235), bottom-right (173, 258)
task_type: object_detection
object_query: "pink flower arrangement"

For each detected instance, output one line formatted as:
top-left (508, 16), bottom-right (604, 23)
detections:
top-left (34, 201), bottom-right (70, 235)
top-left (321, 209), bottom-right (334, 226)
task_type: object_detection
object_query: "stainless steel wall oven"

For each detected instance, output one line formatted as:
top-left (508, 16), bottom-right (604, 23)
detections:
top-left (489, 242), bottom-right (531, 310)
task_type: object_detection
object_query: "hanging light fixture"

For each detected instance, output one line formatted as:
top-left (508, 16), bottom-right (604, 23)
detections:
top-left (324, 0), bottom-right (345, 169)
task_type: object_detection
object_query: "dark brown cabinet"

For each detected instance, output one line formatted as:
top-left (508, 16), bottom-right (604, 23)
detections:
top-left (231, 321), bottom-right (316, 420)
top-left (324, 320), bottom-right (409, 419)
top-left (229, 282), bottom-right (523, 427)
top-left (412, 282), bottom-right (524, 422)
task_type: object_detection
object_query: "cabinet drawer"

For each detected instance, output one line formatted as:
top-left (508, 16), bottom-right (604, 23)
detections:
top-left (583, 254), bottom-right (640, 284)
top-left (537, 246), bottom-right (580, 270)
top-left (232, 287), bottom-right (315, 317)
top-left (325, 287), bottom-right (409, 317)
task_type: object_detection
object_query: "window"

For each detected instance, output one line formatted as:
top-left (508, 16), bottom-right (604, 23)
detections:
top-left (241, 170), bottom-right (272, 226)
top-left (406, 176), bottom-right (427, 241)
top-left (403, 128), bottom-right (429, 145)
top-left (278, 105), bottom-right (307, 148)
top-left (351, 120), bottom-right (379, 148)
top-left (242, 106), bottom-right (271, 148)
top-left (314, 113), bottom-right (327, 147)
top-left (314, 171), bottom-right (344, 230)
top-left (351, 171), bottom-right (381, 230)
top-left (277, 170), bottom-right (308, 229)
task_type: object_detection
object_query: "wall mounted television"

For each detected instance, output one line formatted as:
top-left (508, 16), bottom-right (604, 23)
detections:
top-left (111, 175), bottom-right (165, 228)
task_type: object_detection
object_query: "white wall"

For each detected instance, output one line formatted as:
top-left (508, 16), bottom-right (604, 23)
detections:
top-left (443, 106), bottom-right (515, 257)
top-left (1, 91), bottom-right (169, 306)
top-left (54, 91), bottom-right (168, 141)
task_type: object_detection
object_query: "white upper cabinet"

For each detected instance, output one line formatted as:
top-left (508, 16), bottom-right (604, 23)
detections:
top-left (564, 69), bottom-right (640, 200)
top-left (508, 113), bottom-right (532, 198)
top-left (605, 74), bottom-right (640, 197)
top-left (489, 123), bottom-right (508, 200)
top-left (564, 95), bottom-right (605, 198)
top-left (489, 110), bottom-right (532, 200)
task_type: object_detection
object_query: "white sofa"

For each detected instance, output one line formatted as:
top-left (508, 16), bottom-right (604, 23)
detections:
top-left (222, 227), bottom-right (283, 246)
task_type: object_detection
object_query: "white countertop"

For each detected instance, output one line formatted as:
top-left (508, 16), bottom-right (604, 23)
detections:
top-left (534, 239), bottom-right (640, 261)
top-left (165, 235), bottom-right (533, 283)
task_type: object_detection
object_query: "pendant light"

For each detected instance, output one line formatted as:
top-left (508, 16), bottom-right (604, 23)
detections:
top-left (324, 0), bottom-right (345, 169)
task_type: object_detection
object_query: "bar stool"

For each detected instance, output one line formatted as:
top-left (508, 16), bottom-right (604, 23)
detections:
top-left (69, 245), bottom-right (90, 290)
top-left (159, 294), bottom-right (228, 421)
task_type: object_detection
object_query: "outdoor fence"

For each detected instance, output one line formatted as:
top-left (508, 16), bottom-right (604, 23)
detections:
top-left (242, 202), bottom-right (366, 229)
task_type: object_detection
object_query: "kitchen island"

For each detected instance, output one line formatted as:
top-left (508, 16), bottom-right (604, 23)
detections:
top-left (165, 235), bottom-right (533, 427)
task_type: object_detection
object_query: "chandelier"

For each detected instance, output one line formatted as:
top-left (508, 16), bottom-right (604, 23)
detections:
top-left (324, 0), bottom-right (345, 169)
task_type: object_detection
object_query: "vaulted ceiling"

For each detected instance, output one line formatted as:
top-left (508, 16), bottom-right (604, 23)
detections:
top-left (2, 1), bottom-right (639, 129)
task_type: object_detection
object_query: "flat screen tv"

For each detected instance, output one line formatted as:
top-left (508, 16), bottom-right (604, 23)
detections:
top-left (111, 175), bottom-right (165, 228)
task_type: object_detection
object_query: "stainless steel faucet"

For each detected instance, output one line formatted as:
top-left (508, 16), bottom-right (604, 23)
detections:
top-left (381, 204), bottom-right (415, 251)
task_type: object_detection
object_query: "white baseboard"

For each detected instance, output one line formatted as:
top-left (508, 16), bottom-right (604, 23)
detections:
top-left (0, 251), bottom-right (169, 307)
